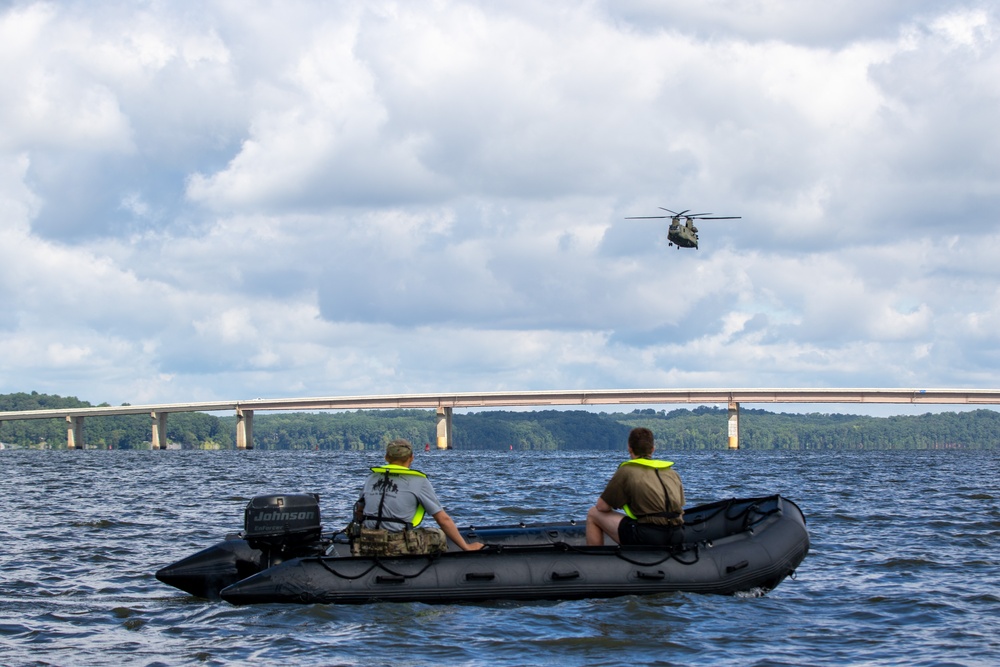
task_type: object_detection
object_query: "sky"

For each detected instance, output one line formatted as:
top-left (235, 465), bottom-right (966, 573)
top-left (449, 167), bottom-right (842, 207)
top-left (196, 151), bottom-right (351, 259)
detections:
top-left (2, 0), bottom-right (999, 416)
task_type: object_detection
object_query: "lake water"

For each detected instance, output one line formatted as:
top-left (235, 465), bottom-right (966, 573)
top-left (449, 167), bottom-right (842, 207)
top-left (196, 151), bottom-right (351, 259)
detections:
top-left (1, 448), bottom-right (997, 666)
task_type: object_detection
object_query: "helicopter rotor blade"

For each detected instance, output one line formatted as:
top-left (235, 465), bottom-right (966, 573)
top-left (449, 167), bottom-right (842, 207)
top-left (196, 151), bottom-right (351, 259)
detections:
top-left (629, 207), bottom-right (739, 221)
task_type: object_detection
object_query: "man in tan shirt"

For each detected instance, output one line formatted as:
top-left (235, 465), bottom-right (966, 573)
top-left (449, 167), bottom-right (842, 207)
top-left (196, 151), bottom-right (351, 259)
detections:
top-left (586, 427), bottom-right (685, 546)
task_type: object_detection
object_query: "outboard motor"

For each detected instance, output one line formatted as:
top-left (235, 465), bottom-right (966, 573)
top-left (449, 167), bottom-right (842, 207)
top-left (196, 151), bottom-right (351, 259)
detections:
top-left (243, 493), bottom-right (322, 567)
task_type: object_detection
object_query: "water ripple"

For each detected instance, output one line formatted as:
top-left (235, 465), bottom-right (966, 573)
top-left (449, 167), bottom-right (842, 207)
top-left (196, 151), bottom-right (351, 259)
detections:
top-left (1, 449), bottom-right (998, 666)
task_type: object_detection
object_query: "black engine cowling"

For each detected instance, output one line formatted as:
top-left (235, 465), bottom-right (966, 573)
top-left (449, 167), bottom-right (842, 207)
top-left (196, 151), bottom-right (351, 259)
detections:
top-left (243, 493), bottom-right (322, 552)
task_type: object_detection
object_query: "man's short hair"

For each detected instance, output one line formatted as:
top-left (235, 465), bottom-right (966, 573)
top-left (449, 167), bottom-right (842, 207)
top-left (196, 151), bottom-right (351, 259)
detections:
top-left (385, 439), bottom-right (413, 461)
top-left (628, 427), bottom-right (655, 457)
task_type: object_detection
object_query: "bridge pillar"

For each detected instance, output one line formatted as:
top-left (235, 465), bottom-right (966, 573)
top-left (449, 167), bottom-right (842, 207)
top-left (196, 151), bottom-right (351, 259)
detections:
top-left (151, 411), bottom-right (168, 450)
top-left (728, 402), bottom-right (740, 449)
top-left (236, 408), bottom-right (254, 450)
top-left (66, 416), bottom-right (84, 450)
top-left (436, 407), bottom-right (452, 450)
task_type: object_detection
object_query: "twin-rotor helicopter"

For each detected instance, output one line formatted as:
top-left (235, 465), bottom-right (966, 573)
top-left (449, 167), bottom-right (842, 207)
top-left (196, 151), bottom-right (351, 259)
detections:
top-left (626, 207), bottom-right (741, 249)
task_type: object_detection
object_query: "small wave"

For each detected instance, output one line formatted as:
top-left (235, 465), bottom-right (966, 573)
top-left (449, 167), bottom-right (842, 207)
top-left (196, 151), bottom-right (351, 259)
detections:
top-left (2, 448), bottom-right (998, 667)
top-left (69, 519), bottom-right (119, 529)
top-left (733, 587), bottom-right (769, 598)
top-left (494, 506), bottom-right (546, 516)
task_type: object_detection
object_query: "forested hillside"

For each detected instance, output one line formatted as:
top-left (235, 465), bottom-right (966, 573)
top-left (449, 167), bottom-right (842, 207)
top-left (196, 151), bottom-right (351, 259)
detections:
top-left (617, 406), bottom-right (1000, 450)
top-left (0, 391), bottom-right (230, 449)
top-left (2, 392), bottom-right (998, 450)
top-left (227, 408), bottom-right (630, 451)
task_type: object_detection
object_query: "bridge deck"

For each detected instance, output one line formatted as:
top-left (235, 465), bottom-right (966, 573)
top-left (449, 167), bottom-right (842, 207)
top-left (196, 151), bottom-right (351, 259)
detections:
top-left (3, 388), bottom-right (998, 449)
top-left (2, 388), bottom-right (999, 421)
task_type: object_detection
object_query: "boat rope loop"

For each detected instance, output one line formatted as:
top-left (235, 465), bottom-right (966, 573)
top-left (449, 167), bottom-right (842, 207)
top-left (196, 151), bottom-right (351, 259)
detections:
top-left (613, 544), bottom-right (700, 567)
top-left (316, 557), bottom-right (378, 580)
top-left (738, 502), bottom-right (781, 532)
top-left (315, 551), bottom-right (444, 581)
top-left (684, 495), bottom-right (783, 534)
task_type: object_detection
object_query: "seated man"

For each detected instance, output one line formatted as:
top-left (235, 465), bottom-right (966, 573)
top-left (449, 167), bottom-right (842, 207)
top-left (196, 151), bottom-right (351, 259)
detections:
top-left (586, 427), bottom-right (685, 547)
top-left (353, 439), bottom-right (483, 556)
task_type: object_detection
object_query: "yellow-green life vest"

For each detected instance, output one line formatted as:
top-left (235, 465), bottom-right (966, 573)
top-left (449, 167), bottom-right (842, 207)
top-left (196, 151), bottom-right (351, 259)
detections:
top-left (370, 464), bottom-right (429, 527)
top-left (619, 458), bottom-right (675, 520)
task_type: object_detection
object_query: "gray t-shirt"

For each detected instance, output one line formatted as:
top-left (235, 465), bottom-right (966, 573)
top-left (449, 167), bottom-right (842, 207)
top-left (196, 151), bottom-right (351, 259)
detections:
top-left (360, 470), bottom-right (444, 532)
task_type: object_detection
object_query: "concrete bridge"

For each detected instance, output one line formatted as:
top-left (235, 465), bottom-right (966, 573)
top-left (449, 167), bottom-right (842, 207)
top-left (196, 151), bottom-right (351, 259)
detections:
top-left (2, 388), bottom-right (999, 450)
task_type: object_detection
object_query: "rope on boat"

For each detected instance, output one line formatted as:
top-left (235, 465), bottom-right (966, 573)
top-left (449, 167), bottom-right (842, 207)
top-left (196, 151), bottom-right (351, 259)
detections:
top-left (316, 557), bottom-right (379, 580)
top-left (613, 544), bottom-right (700, 567)
top-left (369, 555), bottom-right (441, 579)
top-left (685, 495), bottom-right (782, 533)
top-left (315, 552), bottom-right (442, 581)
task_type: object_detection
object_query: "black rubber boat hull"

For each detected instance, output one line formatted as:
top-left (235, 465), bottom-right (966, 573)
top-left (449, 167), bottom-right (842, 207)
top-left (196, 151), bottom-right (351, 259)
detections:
top-left (155, 538), bottom-right (261, 600)
top-left (156, 522), bottom-right (589, 599)
top-left (219, 495), bottom-right (809, 605)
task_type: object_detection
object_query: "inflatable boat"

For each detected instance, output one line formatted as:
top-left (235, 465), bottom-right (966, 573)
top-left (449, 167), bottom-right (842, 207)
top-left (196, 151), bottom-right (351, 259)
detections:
top-left (157, 493), bottom-right (808, 604)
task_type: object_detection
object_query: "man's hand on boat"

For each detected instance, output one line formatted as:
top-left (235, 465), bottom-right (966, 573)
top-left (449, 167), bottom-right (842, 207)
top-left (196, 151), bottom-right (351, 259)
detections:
top-left (435, 510), bottom-right (484, 550)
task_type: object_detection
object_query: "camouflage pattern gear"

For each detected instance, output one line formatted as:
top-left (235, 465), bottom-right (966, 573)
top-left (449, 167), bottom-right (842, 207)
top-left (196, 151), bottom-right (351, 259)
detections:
top-left (351, 526), bottom-right (448, 557)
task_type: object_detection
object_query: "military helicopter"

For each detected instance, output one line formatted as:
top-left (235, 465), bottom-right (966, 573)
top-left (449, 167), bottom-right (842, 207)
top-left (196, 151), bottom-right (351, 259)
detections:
top-left (625, 208), bottom-right (741, 249)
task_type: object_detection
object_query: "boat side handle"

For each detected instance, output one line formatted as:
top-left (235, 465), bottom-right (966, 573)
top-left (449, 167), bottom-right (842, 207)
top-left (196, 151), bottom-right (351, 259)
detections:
top-left (725, 560), bottom-right (749, 574)
top-left (636, 570), bottom-right (665, 580)
top-left (375, 575), bottom-right (406, 584)
top-left (465, 572), bottom-right (496, 581)
top-left (551, 570), bottom-right (581, 581)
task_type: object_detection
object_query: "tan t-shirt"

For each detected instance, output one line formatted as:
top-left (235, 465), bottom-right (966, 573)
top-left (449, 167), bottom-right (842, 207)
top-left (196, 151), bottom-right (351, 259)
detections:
top-left (600, 460), bottom-right (685, 526)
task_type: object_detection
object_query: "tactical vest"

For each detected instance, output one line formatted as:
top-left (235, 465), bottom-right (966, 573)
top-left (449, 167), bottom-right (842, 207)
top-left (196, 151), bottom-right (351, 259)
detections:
top-left (365, 464), bottom-right (429, 528)
top-left (352, 465), bottom-right (444, 556)
top-left (350, 526), bottom-right (448, 557)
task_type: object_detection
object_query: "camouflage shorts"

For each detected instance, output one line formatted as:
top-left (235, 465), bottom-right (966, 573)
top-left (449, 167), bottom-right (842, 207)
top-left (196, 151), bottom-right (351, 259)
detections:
top-left (351, 527), bottom-right (448, 557)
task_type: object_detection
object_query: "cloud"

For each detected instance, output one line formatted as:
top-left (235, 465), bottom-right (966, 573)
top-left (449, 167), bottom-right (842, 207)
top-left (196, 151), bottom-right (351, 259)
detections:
top-left (600, 0), bottom-right (966, 46)
top-left (1, 0), bottom-right (999, 416)
top-left (185, 11), bottom-right (451, 212)
top-left (0, 2), bottom-right (246, 238)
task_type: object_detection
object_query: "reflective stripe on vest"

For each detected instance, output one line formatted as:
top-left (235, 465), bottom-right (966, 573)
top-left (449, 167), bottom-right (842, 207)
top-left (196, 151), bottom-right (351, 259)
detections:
top-left (619, 458), bottom-right (676, 520)
top-left (369, 464), bottom-right (428, 527)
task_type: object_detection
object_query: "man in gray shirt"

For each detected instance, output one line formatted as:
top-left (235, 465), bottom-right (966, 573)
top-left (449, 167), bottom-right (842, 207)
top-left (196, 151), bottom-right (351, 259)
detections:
top-left (357, 439), bottom-right (483, 552)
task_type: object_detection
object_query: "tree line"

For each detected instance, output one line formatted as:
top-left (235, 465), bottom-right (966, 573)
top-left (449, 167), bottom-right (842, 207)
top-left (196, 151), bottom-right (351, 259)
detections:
top-left (1, 391), bottom-right (998, 450)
